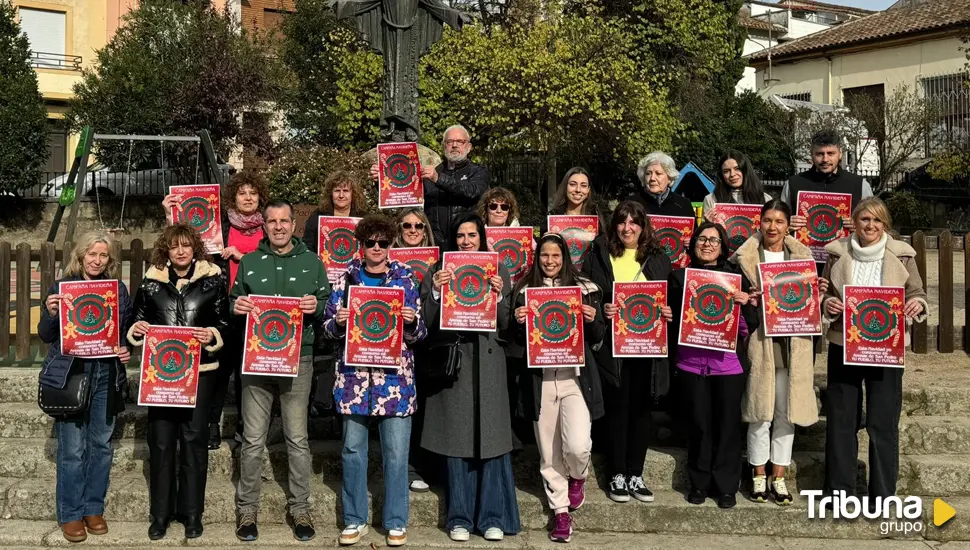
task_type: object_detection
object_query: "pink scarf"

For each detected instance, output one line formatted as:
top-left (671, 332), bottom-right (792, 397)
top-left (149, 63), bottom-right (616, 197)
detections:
top-left (227, 208), bottom-right (263, 236)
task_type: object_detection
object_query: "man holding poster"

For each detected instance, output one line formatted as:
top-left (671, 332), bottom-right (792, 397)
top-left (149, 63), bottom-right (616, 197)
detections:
top-left (230, 200), bottom-right (331, 542)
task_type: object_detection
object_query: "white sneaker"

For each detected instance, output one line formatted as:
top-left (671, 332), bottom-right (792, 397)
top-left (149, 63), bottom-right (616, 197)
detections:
top-left (386, 528), bottom-right (407, 546)
top-left (409, 479), bottom-right (430, 492)
top-left (483, 527), bottom-right (504, 541)
top-left (339, 524), bottom-right (368, 545)
top-left (449, 526), bottom-right (470, 542)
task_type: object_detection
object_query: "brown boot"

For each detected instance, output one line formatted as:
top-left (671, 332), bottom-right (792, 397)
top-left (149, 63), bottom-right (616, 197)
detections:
top-left (61, 520), bottom-right (87, 542)
top-left (83, 514), bottom-right (108, 535)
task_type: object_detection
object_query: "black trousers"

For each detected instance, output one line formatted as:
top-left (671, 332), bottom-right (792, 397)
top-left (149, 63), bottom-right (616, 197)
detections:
top-left (208, 333), bottom-right (242, 429)
top-left (606, 361), bottom-right (653, 477)
top-left (824, 344), bottom-right (903, 499)
top-left (147, 371), bottom-right (216, 518)
top-left (680, 369), bottom-right (746, 495)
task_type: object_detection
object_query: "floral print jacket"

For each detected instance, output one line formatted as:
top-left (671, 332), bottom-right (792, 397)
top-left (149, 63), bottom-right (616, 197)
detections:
top-left (322, 258), bottom-right (427, 416)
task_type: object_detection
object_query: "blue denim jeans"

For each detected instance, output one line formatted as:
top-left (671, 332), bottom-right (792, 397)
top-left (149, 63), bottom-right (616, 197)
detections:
top-left (341, 415), bottom-right (411, 530)
top-left (446, 454), bottom-right (521, 535)
top-left (55, 361), bottom-right (115, 524)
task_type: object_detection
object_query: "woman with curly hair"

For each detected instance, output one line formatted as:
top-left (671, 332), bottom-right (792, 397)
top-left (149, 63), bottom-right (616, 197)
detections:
top-left (476, 187), bottom-right (520, 227)
top-left (128, 224), bottom-right (229, 540)
top-left (302, 170), bottom-right (370, 253)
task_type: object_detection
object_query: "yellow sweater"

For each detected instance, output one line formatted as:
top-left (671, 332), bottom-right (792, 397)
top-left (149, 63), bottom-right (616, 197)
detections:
top-left (610, 248), bottom-right (642, 282)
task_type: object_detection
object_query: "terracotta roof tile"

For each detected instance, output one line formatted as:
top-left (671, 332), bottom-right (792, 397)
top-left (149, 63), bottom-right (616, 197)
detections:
top-left (740, 14), bottom-right (783, 31)
top-left (749, 0), bottom-right (970, 62)
top-left (776, 0), bottom-right (875, 17)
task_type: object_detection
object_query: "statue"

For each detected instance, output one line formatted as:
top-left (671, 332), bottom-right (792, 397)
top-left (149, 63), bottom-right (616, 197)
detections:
top-left (334, 0), bottom-right (470, 142)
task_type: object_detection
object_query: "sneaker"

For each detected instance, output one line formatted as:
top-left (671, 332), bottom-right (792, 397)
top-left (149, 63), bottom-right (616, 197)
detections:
top-left (567, 477), bottom-right (585, 510)
top-left (207, 423), bottom-right (221, 450)
top-left (770, 477), bottom-right (794, 506)
top-left (291, 512), bottom-right (315, 541)
top-left (483, 527), bottom-right (504, 541)
top-left (409, 479), bottom-right (430, 493)
top-left (687, 488), bottom-right (706, 505)
top-left (751, 474), bottom-right (768, 503)
top-left (387, 528), bottom-right (407, 547)
top-left (235, 511), bottom-right (258, 542)
top-left (627, 475), bottom-right (655, 503)
top-left (549, 512), bottom-right (572, 543)
top-left (339, 524), bottom-right (368, 545)
top-left (608, 474), bottom-right (630, 503)
top-left (449, 526), bottom-right (470, 542)
top-left (717, 493), bottom-right (737, 509)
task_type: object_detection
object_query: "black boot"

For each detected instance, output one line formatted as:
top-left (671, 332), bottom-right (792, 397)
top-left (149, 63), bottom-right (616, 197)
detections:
top-left (148, 517), bottom-right (169, 540)
top-left (184, 515), bottom-right (204, 539)
top-left (208, 423), bottom-right (221, 450)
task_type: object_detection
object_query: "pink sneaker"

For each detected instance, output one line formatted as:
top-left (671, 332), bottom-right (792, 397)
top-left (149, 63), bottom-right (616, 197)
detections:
top-left (550, 512), bottom-right (572, 543)
top-left (567, 477), bottom-right (585, 510)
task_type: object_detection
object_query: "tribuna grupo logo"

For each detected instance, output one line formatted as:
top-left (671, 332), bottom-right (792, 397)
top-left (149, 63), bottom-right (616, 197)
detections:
top-left (802, 490), bottom-right (923, 535)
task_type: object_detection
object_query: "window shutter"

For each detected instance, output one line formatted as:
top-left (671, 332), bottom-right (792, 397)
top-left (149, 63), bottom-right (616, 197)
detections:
top-left (18, 8), bottom-right (66, 57)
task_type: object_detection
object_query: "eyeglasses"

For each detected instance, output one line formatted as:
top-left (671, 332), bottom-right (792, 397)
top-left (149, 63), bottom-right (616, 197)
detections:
top-left (364, 239), bottom-right (391, 250)
top-left (697, 236), bottom-right (722, 246)
top-left (444, 139), bottom-right (469, 146)
top-left (489, 203), bottom-right (510, 212)
top-left (401, 222), bottom-right (425, 231)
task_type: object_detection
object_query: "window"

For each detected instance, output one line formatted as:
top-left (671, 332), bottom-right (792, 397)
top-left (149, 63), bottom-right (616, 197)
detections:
top-left (17, 8), bottom-right (66, 56)
top-left (922, 73), bottom-right (970, 153)
top-left (779, 92), bottom-right (811, 102)
top-left (263, 9), bottom-right (285, 32)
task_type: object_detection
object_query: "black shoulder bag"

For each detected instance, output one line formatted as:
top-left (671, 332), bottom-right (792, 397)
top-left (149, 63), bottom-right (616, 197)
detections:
top-left (419, 333), bottom-right (463, 383)
top-left (38, 360), bottom-right (91, 418)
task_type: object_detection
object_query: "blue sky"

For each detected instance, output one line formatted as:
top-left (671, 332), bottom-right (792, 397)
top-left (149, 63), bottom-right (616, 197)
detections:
top-left (820, 0), bottom-right (895, 9)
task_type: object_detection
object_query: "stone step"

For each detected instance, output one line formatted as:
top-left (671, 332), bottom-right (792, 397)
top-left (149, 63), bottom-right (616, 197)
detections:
top-left (0, 474), bottom-right (951, 540)
top-left (793, 415), bottom-right (970, 455)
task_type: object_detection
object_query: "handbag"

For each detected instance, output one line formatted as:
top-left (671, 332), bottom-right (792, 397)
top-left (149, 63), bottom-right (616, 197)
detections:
top-left (38, 362), bottom-right (91, 418)
top-left (420, 334), bottom-right (463, 383)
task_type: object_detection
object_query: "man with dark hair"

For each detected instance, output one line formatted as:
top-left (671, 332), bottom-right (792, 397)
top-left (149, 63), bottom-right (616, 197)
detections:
top-left (230, 199), bottom-right (331, 543)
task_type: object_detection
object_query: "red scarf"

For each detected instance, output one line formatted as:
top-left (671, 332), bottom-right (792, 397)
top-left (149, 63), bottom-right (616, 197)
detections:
top-left (227, 208), bottom-right (263, 236)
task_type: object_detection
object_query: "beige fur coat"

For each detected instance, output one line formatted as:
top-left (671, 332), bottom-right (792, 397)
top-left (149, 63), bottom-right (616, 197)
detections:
top-left (732, 234), bottom-right (819, 427)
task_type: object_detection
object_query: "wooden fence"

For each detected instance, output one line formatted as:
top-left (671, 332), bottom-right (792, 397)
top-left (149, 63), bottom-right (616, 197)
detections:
top-left (1, 233), bottom-right (968, 364)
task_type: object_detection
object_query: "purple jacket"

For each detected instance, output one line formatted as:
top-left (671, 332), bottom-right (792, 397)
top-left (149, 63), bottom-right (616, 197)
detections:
top-left (675, 315), bottom-right (750, 376)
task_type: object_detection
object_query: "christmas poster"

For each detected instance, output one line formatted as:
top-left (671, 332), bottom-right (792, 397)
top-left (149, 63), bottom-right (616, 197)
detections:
top-left (843, 285), bottom-right (906, 368)
top-left (486, 227), bottom-right (534, 285)
top-left (612, 281), bottom-right (668, 358)
top-left (677, 268), bottom-right (742, 352)
top-left (547, 215), bottom-right (598, 269)
top-left (241, 295), bottom-right (304, 377)
top-left (649, 215), bottom-right (695, 269)
top-left (758, 260), bottom-right (822, 337)
top-left (525, 286), bottom-right (585, 368)
top-left (378, 142), bottom-right (424, 208)
top-left (318, 216), bottom-right (362, 283)
top-left (710, 204), bottom-right (762, 254)
top-left (59, 279), bottom-right (121, 358)
top-left (440, 251), bottom-right (500, 331)
top-left (389, 246), bottom-right (439, 285)
top-left (344, 286), bottom-right (405, 368)
top-left (168, 184), bottom-right (224, 254)
top-left (795, 191), bottom-right (852, 263)
top-left (137, 325), bottom-right (201, 408)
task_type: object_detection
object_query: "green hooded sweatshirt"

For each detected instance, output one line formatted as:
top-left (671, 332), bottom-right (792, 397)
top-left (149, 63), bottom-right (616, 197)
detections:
top-left (231, 237), bottom-right (331, 357)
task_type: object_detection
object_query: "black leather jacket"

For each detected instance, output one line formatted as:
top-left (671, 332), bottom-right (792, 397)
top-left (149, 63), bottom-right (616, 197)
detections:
top-left (129, 260), bottom-right (229, 370)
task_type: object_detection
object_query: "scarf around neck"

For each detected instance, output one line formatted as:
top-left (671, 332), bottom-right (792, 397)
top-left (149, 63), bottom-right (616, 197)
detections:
top-left (227, 208), bottom-right (264, 236)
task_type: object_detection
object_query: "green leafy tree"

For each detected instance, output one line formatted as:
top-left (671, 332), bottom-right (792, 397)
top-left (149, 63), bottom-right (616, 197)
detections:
top-left (67, 0), bottom-right (281, 176)
top-left (265, 144), bottom-right (373, 207)
top-left (0, 0), bottom-right (49, 194)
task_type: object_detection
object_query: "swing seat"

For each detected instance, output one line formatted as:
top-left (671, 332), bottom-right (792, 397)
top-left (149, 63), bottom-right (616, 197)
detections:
top-left (106, 227), bottom-right (129, 236)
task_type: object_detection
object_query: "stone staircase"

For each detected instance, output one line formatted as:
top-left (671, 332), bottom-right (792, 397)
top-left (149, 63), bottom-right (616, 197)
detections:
top-left (0, 352), bottom-right (968, 547)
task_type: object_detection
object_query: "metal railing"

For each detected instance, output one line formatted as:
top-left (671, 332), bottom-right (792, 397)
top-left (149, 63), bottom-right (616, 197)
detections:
top-left (29, 51), bottom-right (82, 71)
top-left (762, 169), bottom-right (903, 191)
top-left (15, 168), bottom-right (233, 201)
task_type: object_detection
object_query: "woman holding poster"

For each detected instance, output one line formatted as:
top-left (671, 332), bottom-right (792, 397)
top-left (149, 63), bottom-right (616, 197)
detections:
top-left (546, 167), bottom-right (607, 235)
top-left (730, 201), bottom-right (825, 506)
top-left (511, 233), bottom-right (605, 543)
top-left (321, 215), bottom-right (427, 547)
top-left (701, 150), bottom-right (772, 222)
top-left (668, 222), bottom-right (759, 509)
top-left (820, 197), bottom-right (927, 502)
top-left (583, 201), bottom-right (673, 504)
top-left (419, 213), bottom-right (520, 543)
top-left (127, 224), bottom-right (228, 540)
top-left (301, 171), bottom-right (369, 253)
top-left (37, 232), bottom-right (133, 542)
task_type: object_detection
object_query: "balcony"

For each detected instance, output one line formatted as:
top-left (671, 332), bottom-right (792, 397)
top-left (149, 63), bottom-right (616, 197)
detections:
top-left (30, 52), bottom-right (82, 72)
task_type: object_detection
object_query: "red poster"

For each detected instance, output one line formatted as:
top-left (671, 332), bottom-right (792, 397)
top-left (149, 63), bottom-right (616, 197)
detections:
top-left (486, 227), bottom-right (534, 285)
top-left (440, 251), bottom-right (500, 331)
top-left (758, 260), bottom-right (822, 337)
top-left (843, 285), bottom-right (906, 368)
top-left (241, 295), bottom-right (304, 377)
top-left (677, 268), bottom-right (742, 352)
top-left (137, 325), bottom-right (201, 408)
top-left (344, 286), bottom-right (405, 368)
top-left (547, 215), bottom-right (597, 269)
top-left (795, 191), bottom-right (852, 263)
top-left (59, 280), bottom-right (121, 358)
top-left (711, 204), bottom-right (762, 254)
top-left (169, 184), bottom-right (224, 254)
top-left (649, 215), bottom-right (695, 269)
top-left (378, 142), bottom-right (424, 208)
top-left (388, 247), bottom-right (439, 285)
top-left (318, 216), bottom-right (362, 284)
top-left (525, 287), bottom-right (585, 368)
top-left (612, 281), bottom-right (668, 358)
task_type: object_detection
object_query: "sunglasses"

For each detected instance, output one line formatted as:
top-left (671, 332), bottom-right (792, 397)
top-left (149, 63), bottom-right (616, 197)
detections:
top-left (364, 239), bottom-right (391, 249)
top-left (401, 222), bottom-right (425, 231)
top-left (488, 203), bottom-right (510, 212)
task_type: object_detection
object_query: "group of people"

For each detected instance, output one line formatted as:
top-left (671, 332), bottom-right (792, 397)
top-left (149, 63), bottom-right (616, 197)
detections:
top-left (39, 126), bottom-right (927, 546)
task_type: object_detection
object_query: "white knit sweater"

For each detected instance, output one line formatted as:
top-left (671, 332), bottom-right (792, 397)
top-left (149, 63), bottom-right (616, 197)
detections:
top-left (849, 233), bottom-right (888, 286)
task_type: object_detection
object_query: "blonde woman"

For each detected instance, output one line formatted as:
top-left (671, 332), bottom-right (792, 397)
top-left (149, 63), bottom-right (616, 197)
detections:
top-left (38, 232), bottom-right (134, 543)
top-left (393, 208), bottom-right (436, 248)
top-left (476, 187), bottom-right (521, 227)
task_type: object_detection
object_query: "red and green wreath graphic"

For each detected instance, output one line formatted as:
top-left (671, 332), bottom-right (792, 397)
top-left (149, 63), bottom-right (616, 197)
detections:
top-left (382, 153), bottom-right (419, 189)
top-left (560, 228), bottom-right (592, 265)
top-left (804, 204), bottom-right (843, 243)
top-left (723, 216), bottom-right (755, 252)
top-left (323, 227), bottom-right (359, 265)
top-left (532, 301), bottom-right (576, 343)
top-left (407, 259), bottom-right (432, 283)
top-left (850, 299), bottom-right (898, 343)
top-left (67, 294), bottom-right (113, 336)
top-left (176, 196), bottom-right (216, 233)
top-left (148, 338), bottom-right (197, 382)
top-left (687, 283), bottom-right (733, 327)
top-left (619, 295), bottom-right (661, 334)
top-left (655, 228), bottom-right (686, 264)
top-left (450, 265), bottom-right (489, 307)
top-left (766, 271), bottom-right (813, 313)
top-left (354, 300), bottom-right (398, 343)
top-left (253, 310), bottom-right (297, 351)
top-left (493, 238), bottom-right (528, 279)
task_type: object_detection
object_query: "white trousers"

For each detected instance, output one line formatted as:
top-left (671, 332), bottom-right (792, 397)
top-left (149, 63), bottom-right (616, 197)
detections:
top-left (746, 367), bottom-right (795, 467)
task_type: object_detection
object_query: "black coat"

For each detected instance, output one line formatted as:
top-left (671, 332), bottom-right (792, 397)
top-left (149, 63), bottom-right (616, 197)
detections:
top-left (423, 160), bottom-right (489, 248)
top-left (626, 189), bottom-right (696, 219)
top-left (128, 261), bottom-right (229, 371)
top-left (582, 234), bottom-right (673, 394)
